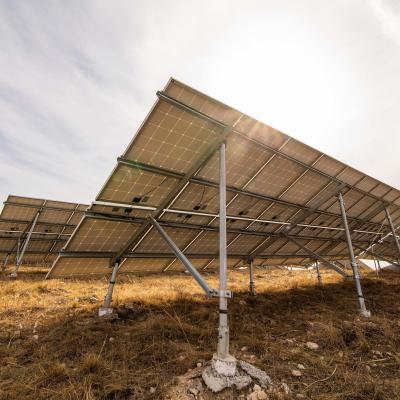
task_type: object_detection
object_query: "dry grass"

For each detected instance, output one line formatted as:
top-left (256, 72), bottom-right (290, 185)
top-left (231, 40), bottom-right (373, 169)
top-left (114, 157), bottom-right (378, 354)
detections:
top-left (0, 266), bottom-right (399, 399)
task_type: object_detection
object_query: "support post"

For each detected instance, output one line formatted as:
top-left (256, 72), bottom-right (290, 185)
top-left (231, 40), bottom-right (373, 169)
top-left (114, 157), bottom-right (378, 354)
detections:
top-left (338, 193), bottom-right (371, 317)
top-left (385, 207), bottom-right (400, 260)
top-left (98, 260), bottom-right (120, 317)
top-left (249, 258), bottom-right (256, 295)
top-left (315, 260), bottom-right (322, 285)
top-left (1, 253), bottom-right (10, 272)
top-left (11, 212), bottom-right (40, 278)
top-left (213, 142), bottom-right (236, 376)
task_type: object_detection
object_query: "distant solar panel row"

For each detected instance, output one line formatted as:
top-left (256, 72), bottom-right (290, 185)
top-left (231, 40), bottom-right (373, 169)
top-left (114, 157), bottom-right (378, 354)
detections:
top-left (0, 195), bottom-right (87, 267)
top-left (45, 79), bottom-right (400, 278)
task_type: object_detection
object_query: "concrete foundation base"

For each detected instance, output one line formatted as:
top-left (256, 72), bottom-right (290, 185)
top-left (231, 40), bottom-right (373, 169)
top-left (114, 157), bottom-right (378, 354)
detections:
top-left (211, 354), bottom-right (237, 376)
top-left (98, 307), bottom-right (114, 317)
top-left (202, 358), bottom-right (272, 393)
top-left (360, 309), bottom-right (371, 318)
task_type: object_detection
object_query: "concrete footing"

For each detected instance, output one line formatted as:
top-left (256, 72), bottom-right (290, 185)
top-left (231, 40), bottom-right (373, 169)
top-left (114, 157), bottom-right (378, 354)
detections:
top-left (98, 307), bottom-right (114, 317)
top-left (202, 358), bottom-right (272, 393)
top-left (359, 309), bottom-right (371, 318)
top-left (211, 354), bottom-right (237, 376)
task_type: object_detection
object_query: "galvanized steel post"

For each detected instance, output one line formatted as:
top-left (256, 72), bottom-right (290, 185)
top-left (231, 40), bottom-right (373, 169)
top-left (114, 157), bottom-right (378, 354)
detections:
top-left (315, 261), bottom-right (322, 284)
top-left (1, 253), bottom-right (10, 272)
top-left (217, 142), bottom-right (230, 359)
top-left (385, 207), bottom-right (400, 260)
top-left (249, 258), bottom-right (256, 295)
top-left (11, 211), bottom-right (40, 278)
top-left (98, 260), bottom-right (120, 317)
top-left (338, 192), bottom-right (370, 317)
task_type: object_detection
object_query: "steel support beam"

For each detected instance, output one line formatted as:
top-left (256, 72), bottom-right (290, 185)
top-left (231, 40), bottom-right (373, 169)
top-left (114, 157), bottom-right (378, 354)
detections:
top-left (45, 203), bottom-right (81, 262)
top-left (385, 207), bottom-right (400, 260)
top-left (10, 211), bottom-right (40, 278)
top-left (315, 261), bottom-right (322, 285)
top-left (283, 233), bottom-right (348, 277)
top-left (338, 193), bottom-right (371, 317)
top-left (1, 253), bottom-right (10, 272)
top-left (98, 260), bottom-right (120, 317)
top-left (214, 141), bottom-right (237, 375)
top-left (352, 243), bottom-right (400, 268)
top-left (149, 216), bottom-right (217, 296)
top-left (115, 158), bottom-right (388, 235)
top-left (218, 142), bottom-right (229, 357)
top-left (56, 250), bottom-right (351, 260)
top-left (249, 258), bottom-right (256, 295)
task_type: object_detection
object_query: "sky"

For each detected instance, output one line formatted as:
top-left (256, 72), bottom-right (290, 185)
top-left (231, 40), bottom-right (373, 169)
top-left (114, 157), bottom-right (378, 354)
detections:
top-left (1, 0), bottom-right (399, 205)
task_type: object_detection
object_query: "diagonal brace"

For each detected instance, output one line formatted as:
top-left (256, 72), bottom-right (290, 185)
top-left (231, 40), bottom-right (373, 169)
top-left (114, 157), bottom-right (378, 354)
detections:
top-left (149, 216), bottom-right (226, 297)
top-left (11, 211), bottom-right (41, 277)
top-left (385, 207), bottom-right (400, 258)
top-left (282, 233), bottom-right (349, 277)
top-left (352, 243), bottom-right (400, 268)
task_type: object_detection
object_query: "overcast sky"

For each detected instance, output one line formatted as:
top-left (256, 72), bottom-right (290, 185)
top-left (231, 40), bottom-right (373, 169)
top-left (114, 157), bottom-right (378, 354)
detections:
top-left (1, 0), bottom-right (399, 205)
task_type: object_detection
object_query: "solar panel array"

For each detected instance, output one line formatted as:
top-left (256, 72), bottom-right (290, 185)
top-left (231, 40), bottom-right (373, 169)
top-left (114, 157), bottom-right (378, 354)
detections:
top-left (0, 195), bottom-right (87, 267)
top-left (47, 79), bottom-right (400, 278)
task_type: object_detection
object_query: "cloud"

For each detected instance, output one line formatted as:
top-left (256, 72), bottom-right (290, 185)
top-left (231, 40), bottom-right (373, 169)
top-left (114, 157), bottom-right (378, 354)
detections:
top-left (0, 0), bottom-right (399, 207)
top-left (367, 0), bottom-right (400, 46)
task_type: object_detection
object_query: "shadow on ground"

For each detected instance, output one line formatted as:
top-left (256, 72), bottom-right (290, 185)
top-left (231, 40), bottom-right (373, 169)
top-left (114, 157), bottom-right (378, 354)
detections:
top-left (0, 269), bottom-right (399, 399)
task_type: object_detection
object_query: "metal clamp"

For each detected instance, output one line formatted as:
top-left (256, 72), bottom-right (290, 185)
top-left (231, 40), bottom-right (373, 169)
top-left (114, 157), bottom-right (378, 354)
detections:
top-left (210, 289), bottom-right (232, 298)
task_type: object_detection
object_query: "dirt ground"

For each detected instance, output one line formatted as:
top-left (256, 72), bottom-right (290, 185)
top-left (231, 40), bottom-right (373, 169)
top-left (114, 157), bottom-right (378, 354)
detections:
top-left (0, 266), bottom-right (399, 400)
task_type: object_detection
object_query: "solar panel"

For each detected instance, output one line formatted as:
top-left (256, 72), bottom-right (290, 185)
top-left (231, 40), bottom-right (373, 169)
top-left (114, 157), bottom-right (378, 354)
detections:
top-left (47, 78), bottom-right (400, 278)
top-left (0, 195), bottom-right (87, 269)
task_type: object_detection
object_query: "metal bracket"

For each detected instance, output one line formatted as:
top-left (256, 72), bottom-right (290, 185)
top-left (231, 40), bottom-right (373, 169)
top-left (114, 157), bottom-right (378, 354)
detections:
top-left (210, 289), bottom-right (232, 298)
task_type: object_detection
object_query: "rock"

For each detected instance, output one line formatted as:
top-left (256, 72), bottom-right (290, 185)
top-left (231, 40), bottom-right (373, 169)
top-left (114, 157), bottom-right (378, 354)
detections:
top-left (257, 390), bottom-right (268, 399)
top-left (281, 382), bottom-right (290, 394)
top-left (179, 355), bottom-right (185, 360)
top-left (296, 394), bottom-right (306, 399)
top-left (247, 393), bottom-right (258, 400)
top-left (291, 370), bottom-right (302, 377)
top-left (109, 337), bottom-right (114, 342)
top-left (149, 387), bottom-right (156, 394)
top-left (239, 360), bottom-right (273, 387)
top-left (33, 334), bottom-right (39, 340)
top-left (14, 330), bottom-right (21, 336)
top-left (297, 364), bottom-right (305, 370)
top-left (241, 346), bottom-right (248, 352)
top-left (338, 351), bottom-right (344, 358)
top-left (372, 350), bottom-right (382, 357)
top-left (89, 295), bottom-right (98, 303)
top-left (253, 384), bottom-right (261, 392)
top-left (189, 387), bottom-right (199, 396)
top-left (197, 362), bottom-right (202, 368)
top-left (306, 342), bottom-right (319, 350)
top-left (202, 365), bottom-right (252, 392)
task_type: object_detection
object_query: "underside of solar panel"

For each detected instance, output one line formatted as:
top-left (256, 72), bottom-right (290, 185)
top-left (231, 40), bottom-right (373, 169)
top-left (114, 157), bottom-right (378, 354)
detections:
top-left (0, 195), bottom-right (87, 267)
top-left (45, 78), bottom-right (400, 278)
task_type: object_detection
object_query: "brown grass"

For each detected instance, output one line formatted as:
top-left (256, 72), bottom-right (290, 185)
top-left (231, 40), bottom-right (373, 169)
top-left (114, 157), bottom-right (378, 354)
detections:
top-left (0, 266), bottom-right (399, 399)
